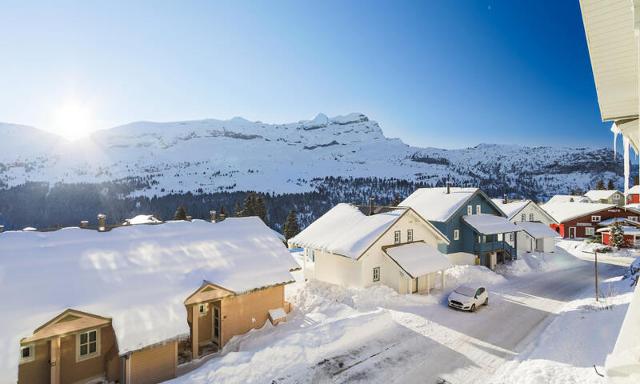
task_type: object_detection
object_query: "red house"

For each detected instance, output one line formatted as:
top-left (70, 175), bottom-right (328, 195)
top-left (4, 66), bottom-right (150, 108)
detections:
top-left (541, 202), bottom-right (640, 239)
top-left (628, 185), bottom-right (640, 204)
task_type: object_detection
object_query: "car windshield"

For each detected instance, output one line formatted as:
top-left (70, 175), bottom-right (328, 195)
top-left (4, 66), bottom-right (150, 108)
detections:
top-left (454, 286), bottom-right (477, 297)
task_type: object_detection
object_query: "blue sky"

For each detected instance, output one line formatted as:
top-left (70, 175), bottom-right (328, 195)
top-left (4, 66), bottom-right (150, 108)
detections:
top-left (0, 0), bottom-right (608, 148)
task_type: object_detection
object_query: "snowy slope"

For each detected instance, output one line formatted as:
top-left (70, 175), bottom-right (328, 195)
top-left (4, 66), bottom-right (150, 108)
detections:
top-left (0, 113), bottom-right (625, 198)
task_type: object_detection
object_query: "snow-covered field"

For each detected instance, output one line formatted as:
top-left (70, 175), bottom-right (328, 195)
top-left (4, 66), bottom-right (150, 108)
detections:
top-left (167, 241), bottom-right (637, 384)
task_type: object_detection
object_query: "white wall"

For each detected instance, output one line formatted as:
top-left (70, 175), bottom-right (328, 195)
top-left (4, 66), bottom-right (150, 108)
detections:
top-left (304, 209), bottom-right (448, 293)
top-left (511, 203), bottom-right (556, 226)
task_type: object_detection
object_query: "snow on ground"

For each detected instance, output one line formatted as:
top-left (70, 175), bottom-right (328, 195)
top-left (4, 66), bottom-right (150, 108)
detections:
top-left (489, 274), bottom-right (636, 384)
top-left (167, 244), bottom-right (636, 384)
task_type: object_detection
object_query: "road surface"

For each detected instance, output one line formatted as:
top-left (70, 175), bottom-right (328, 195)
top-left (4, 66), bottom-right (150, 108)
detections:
top-left (326, 258), bottom-right (627, 384)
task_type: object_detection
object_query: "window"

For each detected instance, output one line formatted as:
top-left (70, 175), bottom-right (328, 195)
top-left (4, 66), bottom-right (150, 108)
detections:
top-left (373, 267), bottom-right (380, 282)
top-left (453, 229), bottom-right (460, 241)
top-left (476, 205), bottom-right (481, 214)
top-left (20, 344), bottom-right (34, 364)
top-left (77, 329), bottom-right (99, 361)
top-left (198, 303), bottom-right (208, 316)
top-left (585, 227), bottom-right (595, 236)
top-left (509, 233), bottom-right (514, 242)
top-left (407, 229), bottom-right (413, 242)
top-left (613, 194), bottom-right (620, 201)
top-left (467, 205), bottom-right (472, 215)
top-left (521, 213), bottom-right (526, 222)
top-left (630, 216), bottom-right (639, 222)
top-left (394, 230), bottom-right (401, 244)
top-left (591, 216), bottom-right (601, 223)
top-left (529, 213), bottom-right (534, 221)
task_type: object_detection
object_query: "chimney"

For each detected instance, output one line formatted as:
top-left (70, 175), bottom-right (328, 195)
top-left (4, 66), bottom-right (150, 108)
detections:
top-left (97, 214), bottom-right (106, 232)
top-left (446, 181), bottom-right (451, 194)
top-left (219, 213), bottom-right (226, 222)
top-left (210, 210), bottom-right (217, 223)
top-left (186, 215), bottom-right (192, 221)
top-left (0, 225), bottom-right (4, 233)
top-left (80, 220), bottom-right (89, 228)
top-left (368, 197), bottom-right (375, 216)
top-left (503, 194), bottom-right (508, 204)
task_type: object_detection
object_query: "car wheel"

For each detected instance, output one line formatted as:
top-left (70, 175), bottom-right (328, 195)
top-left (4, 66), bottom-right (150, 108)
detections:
top-left (484, 298), bottom-right (488, 306)
top-left (470, 304), bottom-right (476, 312)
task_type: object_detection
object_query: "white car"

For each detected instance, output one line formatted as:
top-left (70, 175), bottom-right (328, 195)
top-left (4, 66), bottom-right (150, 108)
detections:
top-left (448, 284), bottom-right (489, 312)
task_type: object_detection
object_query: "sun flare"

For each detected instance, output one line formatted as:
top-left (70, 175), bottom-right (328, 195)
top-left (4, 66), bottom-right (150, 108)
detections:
top-left (52, 101), bottom-right (93, 140)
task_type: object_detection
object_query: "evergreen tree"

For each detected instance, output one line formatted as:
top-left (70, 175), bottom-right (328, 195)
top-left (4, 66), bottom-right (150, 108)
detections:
top-left (390, 194), bottom-right (401, 207)
top-left (240, 194), bottom-right (256, 217)
top-left (611, 222), bottom-right (625, 248)
top-left (283, 210), bottom-right (300, 240)
top-left (255, 196), bottom-right (267, 223)
top-left (174, 205), bottom-right (188, 220)
top-left (234, 202), bottom-right (242, 217)
top-left (607, 179), bottom-right (615, 190)
top-left (595, 180), bottom-right (605, 190)
top-left (219, 205), bottom-right (226, 216)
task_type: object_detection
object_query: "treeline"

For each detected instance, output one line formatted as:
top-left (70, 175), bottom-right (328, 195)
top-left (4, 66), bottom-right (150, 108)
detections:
top-left (0, 173), bottom-right (613, 232)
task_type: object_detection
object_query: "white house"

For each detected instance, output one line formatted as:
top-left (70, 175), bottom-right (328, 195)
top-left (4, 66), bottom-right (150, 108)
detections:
top-left (289, 203), bottom-right (452, 294)
top-left (492, 198), bottom-right (558, 253)
top-left (545, 194), bottom-right (592, 204)
top-left (584, 190), bottom-right (625, 206)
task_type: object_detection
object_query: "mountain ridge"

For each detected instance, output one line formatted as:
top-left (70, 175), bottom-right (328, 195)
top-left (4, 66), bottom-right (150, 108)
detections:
top-left (0, 113), bottom-right (625, 201)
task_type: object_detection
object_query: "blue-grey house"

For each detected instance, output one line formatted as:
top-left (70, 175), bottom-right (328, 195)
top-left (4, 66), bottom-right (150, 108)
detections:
top-left (400, 187), bottom-right (518, 269)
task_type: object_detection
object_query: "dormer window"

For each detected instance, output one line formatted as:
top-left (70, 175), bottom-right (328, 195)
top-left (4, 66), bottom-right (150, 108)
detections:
top-left (77, 329), bottom-right (100, 361)
top-left (20, 344), bottom-right (35, 364)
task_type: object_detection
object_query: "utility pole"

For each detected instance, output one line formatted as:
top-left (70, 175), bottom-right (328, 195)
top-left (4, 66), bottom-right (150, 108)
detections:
top-left (594, 250), bottom-right (599, 302)
top-left (582, 250), bottom-right (599, 302)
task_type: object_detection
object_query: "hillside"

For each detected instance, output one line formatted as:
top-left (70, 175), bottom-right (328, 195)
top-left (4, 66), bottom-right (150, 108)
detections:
top-left (0, 113), bottom-right (625, 230)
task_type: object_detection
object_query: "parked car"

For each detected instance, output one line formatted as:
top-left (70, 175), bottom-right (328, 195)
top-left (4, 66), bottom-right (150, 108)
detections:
top-left (448, 285), bottom-right (488, 312)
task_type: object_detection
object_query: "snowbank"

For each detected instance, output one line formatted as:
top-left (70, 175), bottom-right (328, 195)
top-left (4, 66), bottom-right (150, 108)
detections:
top-left (496, 247), bottom-right (583, 277)
top-left (490, 276), bottom-right (635, 384)
top-left (445, 265), bottom-right (506, 287)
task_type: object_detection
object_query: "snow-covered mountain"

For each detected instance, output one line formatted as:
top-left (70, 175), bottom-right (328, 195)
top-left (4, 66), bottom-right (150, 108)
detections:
top-left (0, 113), bottom-right (623, 200)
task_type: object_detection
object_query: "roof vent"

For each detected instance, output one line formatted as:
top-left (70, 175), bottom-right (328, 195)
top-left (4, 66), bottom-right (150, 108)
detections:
top-left (80, 220), bottom-right (89, 228)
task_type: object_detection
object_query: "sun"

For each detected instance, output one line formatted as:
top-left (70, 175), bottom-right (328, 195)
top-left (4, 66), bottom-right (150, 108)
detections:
top-left (52, 101), bottom-right (93, 140)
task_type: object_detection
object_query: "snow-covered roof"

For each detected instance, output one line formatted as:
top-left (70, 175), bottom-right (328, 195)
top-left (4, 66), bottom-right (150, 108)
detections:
top-left (628, 185), bottom-right (640, 194)
top-left (545, 195), bottom-right (591, 204)
top-left (599, 217), bottom-right (640, 226)
top-left (289, 204), bottom-right (411, 259)
top-left (491, 199), bottom-right (529, 220)
top-left (584, 190), bottom-right (622, 201)
top-left (626, 203), bottom-right (640, 210)
top-left (0, 218), bottom-right (296, 382)
top-left (462, 214), bottom-right (518, 235)
top-left (539, 202), bottom-right (616, 223)
top-left (124, 214), bottom-right (162, 225)
top-left (400, 187), bottom-right (481, 222)
top-left (384, 242), bottom-right (452, 278)
top-left (514, 222), bottom-right (558, 239)
top-left (596, 226), bottom-right (640, 235)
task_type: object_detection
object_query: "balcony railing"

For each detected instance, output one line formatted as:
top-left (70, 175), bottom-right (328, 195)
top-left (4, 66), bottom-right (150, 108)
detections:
top-left (474, 241), bottom-right (516, 258)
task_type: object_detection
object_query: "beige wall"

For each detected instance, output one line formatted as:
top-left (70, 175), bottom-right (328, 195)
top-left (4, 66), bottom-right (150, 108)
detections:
top-left (19, 325), bottom-right (119, 384)
top-left (220, 285), bottom-right (284, 346)
top-left (60, 326), bottom-right (118, 384)
top-left (129, 341), bottom-right (177, 384)
top-left (17, 341), bottom-right (50, 384)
